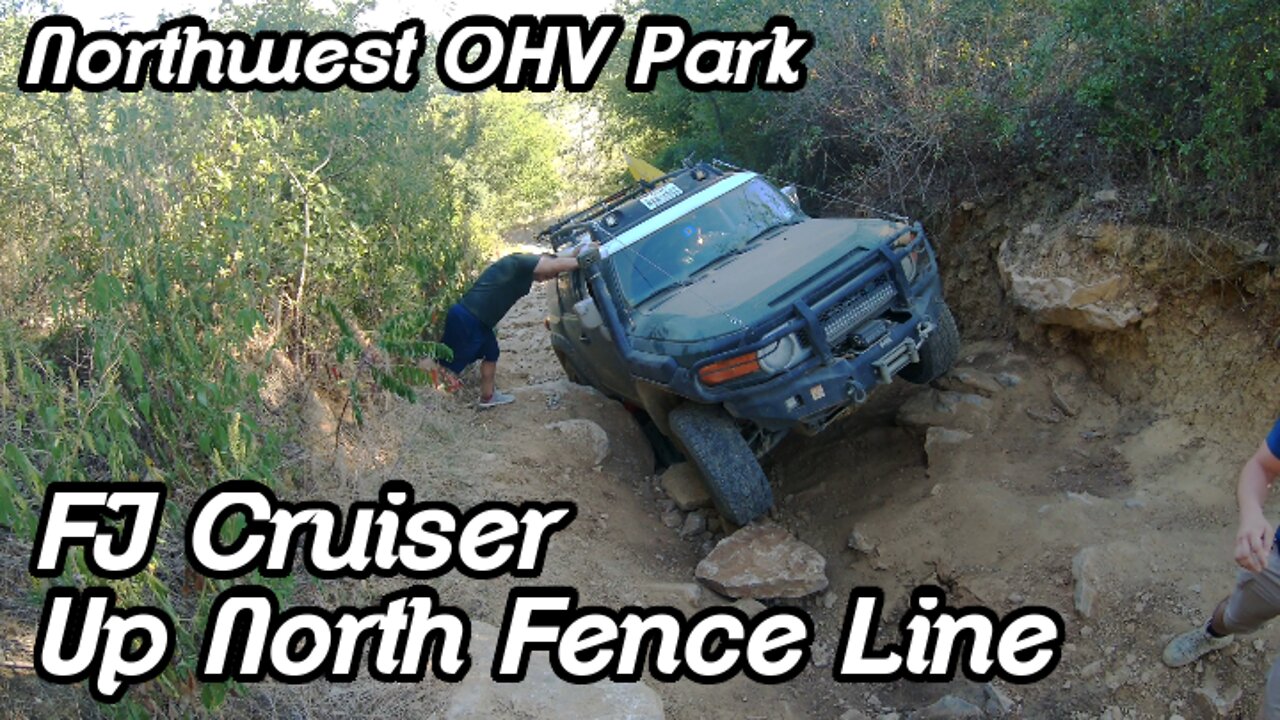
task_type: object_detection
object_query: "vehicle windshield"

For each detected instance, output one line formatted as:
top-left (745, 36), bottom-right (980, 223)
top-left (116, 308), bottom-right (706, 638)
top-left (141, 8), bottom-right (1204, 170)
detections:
top-left (611, 177), bottom-right (802, 306)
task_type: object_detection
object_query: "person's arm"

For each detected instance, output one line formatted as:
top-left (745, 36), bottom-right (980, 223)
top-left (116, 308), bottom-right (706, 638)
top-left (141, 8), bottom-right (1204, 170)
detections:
top-left (1235, 440), bottom-right (1280, 572)
top-left (534, 242), bottom-right (603, 281)
top-left (532, 255), bottom-right (580, 281)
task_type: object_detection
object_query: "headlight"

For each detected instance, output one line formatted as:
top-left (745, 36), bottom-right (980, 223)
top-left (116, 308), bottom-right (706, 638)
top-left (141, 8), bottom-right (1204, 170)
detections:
top-left (758, 333), bottom-right (806, 373)
top-left (699, 333), bottom-right (809, 386)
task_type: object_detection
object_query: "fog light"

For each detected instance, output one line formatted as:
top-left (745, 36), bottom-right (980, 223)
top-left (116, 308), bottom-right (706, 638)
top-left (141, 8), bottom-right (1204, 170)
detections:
top-left (901, 251), bottom-right (919, 282)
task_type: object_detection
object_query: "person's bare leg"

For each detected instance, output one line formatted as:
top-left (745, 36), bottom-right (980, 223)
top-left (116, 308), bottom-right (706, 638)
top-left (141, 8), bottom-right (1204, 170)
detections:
top-left (480, 360), bottom-right (497, 401)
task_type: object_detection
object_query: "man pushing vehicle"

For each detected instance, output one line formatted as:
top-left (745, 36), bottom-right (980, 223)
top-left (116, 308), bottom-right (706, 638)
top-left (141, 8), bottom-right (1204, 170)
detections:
top-left (437, 250), bottom-right (585, 408)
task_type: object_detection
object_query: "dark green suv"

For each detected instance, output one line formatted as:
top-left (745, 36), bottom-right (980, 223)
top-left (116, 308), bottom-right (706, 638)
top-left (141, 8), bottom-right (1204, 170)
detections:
top-left (543, 163), bottom-right (958, 525)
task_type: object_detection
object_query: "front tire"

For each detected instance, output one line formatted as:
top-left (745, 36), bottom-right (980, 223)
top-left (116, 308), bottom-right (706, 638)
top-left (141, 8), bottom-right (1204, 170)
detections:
top-left (668, 404), bottom-right (773, 526)
top-left (899, 302), bottom-right (959, 384)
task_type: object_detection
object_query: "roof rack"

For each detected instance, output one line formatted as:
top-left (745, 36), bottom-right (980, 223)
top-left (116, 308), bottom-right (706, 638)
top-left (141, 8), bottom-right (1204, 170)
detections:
top-left (540, 161), bottom-right (726, 249)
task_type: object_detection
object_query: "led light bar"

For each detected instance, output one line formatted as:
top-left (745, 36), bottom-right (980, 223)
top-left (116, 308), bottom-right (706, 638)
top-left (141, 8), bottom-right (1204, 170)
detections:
top-left (821, 282), bottom-right (895, 346)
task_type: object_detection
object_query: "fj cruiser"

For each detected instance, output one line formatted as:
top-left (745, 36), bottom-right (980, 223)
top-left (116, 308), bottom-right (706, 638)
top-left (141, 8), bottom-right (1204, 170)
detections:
top-left (543, 162), bottom-right (958, 526)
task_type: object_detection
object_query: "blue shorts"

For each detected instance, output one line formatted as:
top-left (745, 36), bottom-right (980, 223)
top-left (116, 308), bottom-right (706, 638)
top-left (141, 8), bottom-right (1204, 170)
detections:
top-left (439, 303), bottom-right (499, 374)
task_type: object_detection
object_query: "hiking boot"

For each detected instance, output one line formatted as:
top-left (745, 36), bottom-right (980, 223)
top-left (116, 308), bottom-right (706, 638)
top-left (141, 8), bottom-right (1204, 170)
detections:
top-left (1162, 625), bottom-right (1233, 667)
top-left (477, 390), bottom-right (515, 409)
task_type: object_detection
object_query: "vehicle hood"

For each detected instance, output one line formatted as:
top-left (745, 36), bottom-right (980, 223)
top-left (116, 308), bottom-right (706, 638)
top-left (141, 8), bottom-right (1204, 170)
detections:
top-left (627, 218), bottom-right (906, 345)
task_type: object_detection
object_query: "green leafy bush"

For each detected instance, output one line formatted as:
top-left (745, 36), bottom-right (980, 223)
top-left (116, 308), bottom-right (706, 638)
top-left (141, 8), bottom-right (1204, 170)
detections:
top-left (606, 0), bottom-right (1280, 225)
top-left (0, 0), bottom-right (569, 712)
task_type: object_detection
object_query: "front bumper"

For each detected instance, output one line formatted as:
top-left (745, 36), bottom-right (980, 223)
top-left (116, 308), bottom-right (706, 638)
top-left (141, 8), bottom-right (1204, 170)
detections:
top-left (721, 284), bottom-right (943, 432)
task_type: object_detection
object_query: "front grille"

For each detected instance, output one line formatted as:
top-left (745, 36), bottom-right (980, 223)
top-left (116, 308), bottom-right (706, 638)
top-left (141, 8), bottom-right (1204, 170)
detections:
top-left (820, 280), bottom-right (895, 347)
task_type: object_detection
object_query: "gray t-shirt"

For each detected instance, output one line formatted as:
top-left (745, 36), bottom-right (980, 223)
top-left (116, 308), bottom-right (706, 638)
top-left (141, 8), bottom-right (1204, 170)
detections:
top-left (459, 253), bottom-right (541, 329)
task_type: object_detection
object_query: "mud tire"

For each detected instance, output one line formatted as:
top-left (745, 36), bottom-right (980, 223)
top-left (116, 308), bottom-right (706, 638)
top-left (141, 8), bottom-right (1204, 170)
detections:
top-left (668, 403), bottom-right (773, 526)
top-left (900, 301), bottom-right (960, 384)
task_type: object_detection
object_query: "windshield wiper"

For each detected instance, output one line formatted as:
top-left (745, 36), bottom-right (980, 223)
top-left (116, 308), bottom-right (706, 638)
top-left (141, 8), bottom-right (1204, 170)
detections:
top-left (637, 220), bottom-right (799, 307)
top-left (745, 218), bottom-right (802, 244)
top-left (693, 241), bottom-right (764, 275)
top-left (639, 280), bottom-right (693, 307)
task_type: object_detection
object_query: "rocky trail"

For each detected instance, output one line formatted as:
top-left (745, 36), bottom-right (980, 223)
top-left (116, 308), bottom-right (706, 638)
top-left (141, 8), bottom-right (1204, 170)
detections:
top-left (3, 209), bottom-right (1276, 720)
top-left (273, 234), bottom-right (1278, 719)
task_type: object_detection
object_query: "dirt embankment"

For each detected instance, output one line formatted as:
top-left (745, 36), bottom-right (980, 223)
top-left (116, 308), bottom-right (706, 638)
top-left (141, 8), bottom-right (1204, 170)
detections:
top-left (941, 187), bottom-right (1280, 437)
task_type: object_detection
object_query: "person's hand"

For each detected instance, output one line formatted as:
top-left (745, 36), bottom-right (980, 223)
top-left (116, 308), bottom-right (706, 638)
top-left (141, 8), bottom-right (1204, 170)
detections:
top-left (570, 241), bottom-right (599, 257)
top-left (557, 240), bottom-right (599, 258)
top-left (577, 244), bottom-right (601, 269)
top-left (1235, 514), bottom-right (1274, 573)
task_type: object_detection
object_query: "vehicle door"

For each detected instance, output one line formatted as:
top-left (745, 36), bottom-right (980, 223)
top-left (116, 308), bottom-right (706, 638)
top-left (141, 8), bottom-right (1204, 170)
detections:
top-left (557, 269), bottom-right (634, 398)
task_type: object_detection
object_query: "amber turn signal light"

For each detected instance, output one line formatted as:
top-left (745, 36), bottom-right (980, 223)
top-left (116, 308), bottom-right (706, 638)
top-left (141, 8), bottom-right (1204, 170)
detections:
top-left (698, 352), bottom-right (761, 385)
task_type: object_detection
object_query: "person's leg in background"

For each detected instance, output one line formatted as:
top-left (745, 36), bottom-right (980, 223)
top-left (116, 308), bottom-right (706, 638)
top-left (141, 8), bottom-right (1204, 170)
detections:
top-left (480, 360), bottom-right (497, 401)
top-left (1166, 545), bottom-right (1280, 718)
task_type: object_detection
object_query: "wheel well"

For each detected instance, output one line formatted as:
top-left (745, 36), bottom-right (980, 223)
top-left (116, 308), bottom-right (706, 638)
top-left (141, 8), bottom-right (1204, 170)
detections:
top-left (634, 382), bottom-right (683, 435)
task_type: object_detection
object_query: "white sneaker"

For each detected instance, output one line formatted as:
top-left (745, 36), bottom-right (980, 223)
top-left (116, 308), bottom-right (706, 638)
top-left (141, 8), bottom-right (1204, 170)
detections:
top-left (1162, 625), bottom-right (1233, 667)
top-left (477, 390), bottom-right (515, 409)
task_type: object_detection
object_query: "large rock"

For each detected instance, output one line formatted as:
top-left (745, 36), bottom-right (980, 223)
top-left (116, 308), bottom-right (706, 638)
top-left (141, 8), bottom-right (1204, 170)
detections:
top-left (544, 418), bottom-right (610, 467)
top-left (446, 621), bottom-right (664, 720)
top-left (660, 463), bottom-right (712, 510)
top-left (940, 368), bottom-right (1004, 397)
top-left (997, 240), bottom-right (1147, 331)
top-left (1061, 541), bottom-right (1149, 622)
top-left (959, 371), bottom-right (1005, 396)
top-left (695, 524), bottom-right (828, 599)
top-left (1191, 685), bottom-right (1242, 718)
top-left (924, 427), bottom-right (973, 469)
top-left (897, 390), bottom-right (992, 434)
top-left (527, 379), bottom-right (654, 476)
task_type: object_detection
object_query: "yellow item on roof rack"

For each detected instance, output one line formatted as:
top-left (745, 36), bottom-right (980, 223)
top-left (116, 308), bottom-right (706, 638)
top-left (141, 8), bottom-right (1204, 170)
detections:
top-left (626, 154), bottom-right (665, 182)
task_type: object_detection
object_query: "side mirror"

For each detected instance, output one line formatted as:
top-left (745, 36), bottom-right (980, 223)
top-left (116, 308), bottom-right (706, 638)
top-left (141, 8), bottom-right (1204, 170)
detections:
top-left (780, 185), bottom-right (800, 208)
